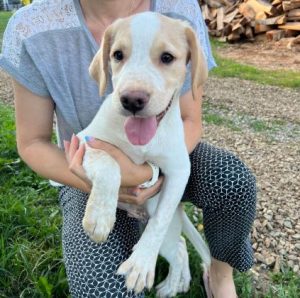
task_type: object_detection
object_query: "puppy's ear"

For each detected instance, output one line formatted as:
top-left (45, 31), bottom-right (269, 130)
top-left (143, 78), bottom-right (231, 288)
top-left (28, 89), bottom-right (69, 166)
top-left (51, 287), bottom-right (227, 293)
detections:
top-left (89, 26), bottom-right (112, 97)
top-left (185, 26), bottom-right (208, 100)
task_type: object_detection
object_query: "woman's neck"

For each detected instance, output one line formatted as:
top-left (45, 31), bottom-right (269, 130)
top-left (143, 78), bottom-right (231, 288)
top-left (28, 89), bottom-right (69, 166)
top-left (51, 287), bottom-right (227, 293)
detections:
top-left (79, 0), bottom-right (150, 44)
top-left (80, 0), bottom-right (148, 26)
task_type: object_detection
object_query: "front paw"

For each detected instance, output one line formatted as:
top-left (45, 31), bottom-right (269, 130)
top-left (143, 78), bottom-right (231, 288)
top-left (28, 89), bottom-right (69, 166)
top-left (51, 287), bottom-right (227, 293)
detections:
top-left (82, 204), bottom-right (116, 243)
top-left (117, 249), bottom-right (157, 294)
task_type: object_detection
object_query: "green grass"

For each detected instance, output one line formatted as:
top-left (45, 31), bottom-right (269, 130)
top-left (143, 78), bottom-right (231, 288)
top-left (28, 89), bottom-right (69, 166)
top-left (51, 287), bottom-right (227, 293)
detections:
top-left (0, 11), bottom-right (12, 49)
top-left (0, 104), bottom-right (68, 297)
top-left (210, 38), bottom-right (300, 89)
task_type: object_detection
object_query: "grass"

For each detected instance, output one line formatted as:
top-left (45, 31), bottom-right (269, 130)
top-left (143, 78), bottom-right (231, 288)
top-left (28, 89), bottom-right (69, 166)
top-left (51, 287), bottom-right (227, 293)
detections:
top-left (0, 11), bottom-right (12, 49)
top-left (210, 38), bottom-right (300, 89)
top-left (0, 103), bottom-right (69, 297)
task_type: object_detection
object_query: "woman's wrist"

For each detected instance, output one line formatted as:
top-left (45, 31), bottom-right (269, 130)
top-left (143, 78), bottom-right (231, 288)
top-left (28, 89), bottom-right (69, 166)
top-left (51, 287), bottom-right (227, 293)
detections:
top-left (122, 162), bottom-right (152, 187)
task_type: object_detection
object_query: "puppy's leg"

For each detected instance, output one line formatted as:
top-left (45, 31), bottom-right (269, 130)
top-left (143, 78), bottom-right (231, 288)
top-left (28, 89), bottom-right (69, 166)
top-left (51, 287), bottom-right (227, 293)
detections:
top-left (156, 208), bottom-right (191, 298)
top-left (82, 146), bottom-right (121, 243)
top-left (117, 166), bottom-right (190, 294)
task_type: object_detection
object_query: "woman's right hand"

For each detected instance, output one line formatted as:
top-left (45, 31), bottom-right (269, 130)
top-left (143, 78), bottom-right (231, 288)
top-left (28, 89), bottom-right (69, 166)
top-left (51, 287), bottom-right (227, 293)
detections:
top-left (64, 134), bottom-right (164, 204)
top-left (64, 134), bottom-right (92, 192)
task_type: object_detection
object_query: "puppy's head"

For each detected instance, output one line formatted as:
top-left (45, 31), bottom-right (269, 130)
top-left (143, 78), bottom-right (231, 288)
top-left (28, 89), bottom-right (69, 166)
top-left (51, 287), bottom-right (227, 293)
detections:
top-left (89, 12), bottom-right (208, 145)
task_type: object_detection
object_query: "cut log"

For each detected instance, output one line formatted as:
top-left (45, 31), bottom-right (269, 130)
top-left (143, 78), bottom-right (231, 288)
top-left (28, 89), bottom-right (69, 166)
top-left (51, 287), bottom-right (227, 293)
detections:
top-left (284, 28), bottom-right (300, 36)
top-left (217, 7), bottom-right (225, 31)
top-left (245, 25), bottom-right (255, 39)
top-left (202, 4), bottom-right (212, 22)
top-left (232, 22), bottom-right (245, 35)
top-left (239, 3), bottom-right (257, 19)
top-left (256, 14), bottom-right (287, 25)
top-left (223, 8), bottom-right (239, 23)
top-left (287, 35), bottom-right (300, 51)
top-left (246, 0), bottom-right (278, 15)
top-left (227, 31), bottom-right (242, 41)
top-left (287, 8), bottom-right (300, 16)
top-left (282, 0), bottom-right (300, 11)
top-left (266, 29), bottom-right (286, 40)
top-left (255, 23), bottom-right (273, 33)
top-left (279, 21), bottom-right (300, 29)
top-left (272, 0), bottom-right (282, 5)
top-left (205, 0), bottom-right (224, 8)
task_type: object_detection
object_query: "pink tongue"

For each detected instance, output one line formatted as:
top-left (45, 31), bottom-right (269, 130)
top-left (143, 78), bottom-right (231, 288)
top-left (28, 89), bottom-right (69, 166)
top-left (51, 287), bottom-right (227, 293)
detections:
top-left (124, 116), bottom-right (158, 145)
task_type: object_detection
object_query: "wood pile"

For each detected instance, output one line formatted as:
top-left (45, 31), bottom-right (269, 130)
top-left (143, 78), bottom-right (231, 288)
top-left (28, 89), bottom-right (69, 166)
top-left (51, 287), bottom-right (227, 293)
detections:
top-left (199, 0), bottom-right (300, 42)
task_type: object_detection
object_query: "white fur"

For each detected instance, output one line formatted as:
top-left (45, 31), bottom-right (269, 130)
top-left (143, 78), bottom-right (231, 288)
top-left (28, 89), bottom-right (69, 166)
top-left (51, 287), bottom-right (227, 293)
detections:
top-left (77, 12), bottom-right (211, 297)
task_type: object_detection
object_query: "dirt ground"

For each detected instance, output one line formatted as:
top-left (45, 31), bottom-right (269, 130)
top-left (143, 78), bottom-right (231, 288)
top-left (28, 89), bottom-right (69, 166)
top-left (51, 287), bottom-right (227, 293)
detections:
top-left (216, 35), bottom-right (300, 72)
top-left (0, 38), bottom-right (299, 295)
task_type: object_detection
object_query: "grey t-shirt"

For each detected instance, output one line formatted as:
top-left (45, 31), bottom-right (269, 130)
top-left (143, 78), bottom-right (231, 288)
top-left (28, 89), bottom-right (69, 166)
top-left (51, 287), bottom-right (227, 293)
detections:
top-left (0, 0), bottom-right (216, 146)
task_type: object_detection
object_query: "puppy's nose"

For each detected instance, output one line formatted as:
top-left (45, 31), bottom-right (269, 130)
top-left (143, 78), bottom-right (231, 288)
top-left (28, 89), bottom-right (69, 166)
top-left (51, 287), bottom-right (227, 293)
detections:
top-left (120, 90), bottom-right (150, 114)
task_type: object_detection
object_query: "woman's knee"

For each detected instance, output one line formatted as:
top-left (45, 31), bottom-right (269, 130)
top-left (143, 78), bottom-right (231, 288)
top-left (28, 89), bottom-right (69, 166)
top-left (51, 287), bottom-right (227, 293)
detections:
top-left (187, 143), bottom-right (257, 212)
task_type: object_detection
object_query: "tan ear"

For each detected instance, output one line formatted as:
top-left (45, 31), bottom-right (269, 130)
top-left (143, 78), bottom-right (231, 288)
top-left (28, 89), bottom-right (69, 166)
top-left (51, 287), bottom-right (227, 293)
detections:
top-left (89, 27), bottom-right (112, 97)
top-left (185, 26), bottom-right (208, 100)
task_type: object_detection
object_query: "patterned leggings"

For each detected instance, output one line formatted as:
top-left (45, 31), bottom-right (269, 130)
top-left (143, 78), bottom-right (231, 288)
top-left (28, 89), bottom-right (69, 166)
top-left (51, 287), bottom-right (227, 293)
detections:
top-left (59, 142), bottom-right (257, 297)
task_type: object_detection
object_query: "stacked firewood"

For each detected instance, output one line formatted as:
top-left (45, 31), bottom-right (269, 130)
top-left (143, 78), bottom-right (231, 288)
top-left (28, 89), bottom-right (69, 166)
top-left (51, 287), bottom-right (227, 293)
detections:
top-left (199, 0), bottom-right (300, 42)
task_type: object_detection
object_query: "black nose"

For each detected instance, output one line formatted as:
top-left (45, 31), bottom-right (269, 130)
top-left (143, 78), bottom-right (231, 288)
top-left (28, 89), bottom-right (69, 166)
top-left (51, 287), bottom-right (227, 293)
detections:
top-left (120, 90), bottom-right (150, 114)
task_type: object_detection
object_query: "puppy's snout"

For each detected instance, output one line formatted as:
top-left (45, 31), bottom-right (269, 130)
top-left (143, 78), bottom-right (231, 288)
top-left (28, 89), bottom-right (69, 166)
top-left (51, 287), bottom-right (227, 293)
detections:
top-left (120, 90), bottom-right (150, 114)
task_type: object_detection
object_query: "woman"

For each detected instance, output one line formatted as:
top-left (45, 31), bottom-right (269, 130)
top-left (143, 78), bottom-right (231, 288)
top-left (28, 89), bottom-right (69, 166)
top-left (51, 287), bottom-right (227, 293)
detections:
top-left (0, 0), bottom-right (256, 297)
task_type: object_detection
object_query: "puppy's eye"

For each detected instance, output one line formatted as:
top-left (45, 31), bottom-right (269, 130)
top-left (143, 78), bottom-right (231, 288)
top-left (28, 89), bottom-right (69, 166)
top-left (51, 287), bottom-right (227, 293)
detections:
top-left (113, 50), bottom-right (124, 61)
top-left (160, 52), bottom-right (175, 64)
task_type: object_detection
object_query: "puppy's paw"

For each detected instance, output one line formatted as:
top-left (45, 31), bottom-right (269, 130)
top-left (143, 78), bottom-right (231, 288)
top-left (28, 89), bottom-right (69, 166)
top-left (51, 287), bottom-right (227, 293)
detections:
top-left (117, 249), bottom-right (156, 294)
top-left (82, 205), bottom-right (115, 243)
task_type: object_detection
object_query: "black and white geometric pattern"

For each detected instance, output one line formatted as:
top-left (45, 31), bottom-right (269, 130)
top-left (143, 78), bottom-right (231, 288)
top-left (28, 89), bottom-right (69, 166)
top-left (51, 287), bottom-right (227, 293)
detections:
top-left (59, 142), bottom-right (257, 296)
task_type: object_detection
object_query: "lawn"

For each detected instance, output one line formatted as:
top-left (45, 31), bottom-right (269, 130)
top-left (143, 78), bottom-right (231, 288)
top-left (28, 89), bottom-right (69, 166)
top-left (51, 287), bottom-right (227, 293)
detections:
top-left (0, 11), bottom-right (12, 49)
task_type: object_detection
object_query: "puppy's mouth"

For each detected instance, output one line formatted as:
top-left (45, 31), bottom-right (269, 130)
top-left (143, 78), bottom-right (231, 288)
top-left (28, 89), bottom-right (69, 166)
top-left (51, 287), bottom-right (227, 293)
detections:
top-left (124, 96), bottom-right (173, 146)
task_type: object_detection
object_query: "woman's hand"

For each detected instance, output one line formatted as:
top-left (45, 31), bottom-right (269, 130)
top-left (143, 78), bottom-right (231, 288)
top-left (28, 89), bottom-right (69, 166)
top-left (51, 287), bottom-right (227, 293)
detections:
top-left (64, 135), bottom-right (92, 192)
top-left (64, 135), bottom-right (162, 203)
top-left (119, 176), bottom-right (164, 205)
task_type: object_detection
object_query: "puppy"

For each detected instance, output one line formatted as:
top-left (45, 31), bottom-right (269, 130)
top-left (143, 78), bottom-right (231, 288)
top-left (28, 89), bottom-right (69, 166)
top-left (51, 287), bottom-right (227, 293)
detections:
top-left (77, 12), bottom-right (211, 297)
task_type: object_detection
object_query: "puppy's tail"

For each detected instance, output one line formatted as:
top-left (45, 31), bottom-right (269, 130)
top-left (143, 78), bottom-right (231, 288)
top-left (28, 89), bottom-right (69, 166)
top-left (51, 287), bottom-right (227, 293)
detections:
top-left (180, 205), bottom-right (211, 271)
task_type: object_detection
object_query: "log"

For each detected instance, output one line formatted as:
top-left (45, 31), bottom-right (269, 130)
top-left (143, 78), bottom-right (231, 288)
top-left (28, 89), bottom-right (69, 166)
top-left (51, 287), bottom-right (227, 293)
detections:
top-left (223, 8), bottom-right (239, 23)
top-left (246, 0), bottom-right (278, 15)
top-left (287, 35), bottom-right (300, 51)
top-left (227, 31), bottom-right (242, 41)
top-left (287, 8), bottom-right (300, 16)
top-left (255, 23), bottom-right (273, 33)
top-left (217, 7), bottom-right (225, 30)
top-left (282, 1), bottom-right (300, 11)
top-left (279, 21), bottom-right (300, 29)
top-left (256, 14), bottom-right (287, 25)
top-left (266, 29), bottom-right (286, 40)
top-left (245, 25), bottom-right (255, 39)
top-left (202, 4), bottom-right (212, 22)
top-left (239, 3), bottom-right (257, 19)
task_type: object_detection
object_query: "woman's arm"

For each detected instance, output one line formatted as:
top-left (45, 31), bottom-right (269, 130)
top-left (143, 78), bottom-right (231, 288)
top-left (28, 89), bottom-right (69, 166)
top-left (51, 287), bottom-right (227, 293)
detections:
top-left (180, 87), bottom-right (203, 153)
top-left (14, 80), bottom-right (92, 192)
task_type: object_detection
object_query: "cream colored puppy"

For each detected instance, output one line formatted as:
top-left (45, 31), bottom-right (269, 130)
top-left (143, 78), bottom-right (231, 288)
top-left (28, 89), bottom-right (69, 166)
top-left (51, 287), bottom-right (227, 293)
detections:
top-left (77, 12), bottom-right (211, 297)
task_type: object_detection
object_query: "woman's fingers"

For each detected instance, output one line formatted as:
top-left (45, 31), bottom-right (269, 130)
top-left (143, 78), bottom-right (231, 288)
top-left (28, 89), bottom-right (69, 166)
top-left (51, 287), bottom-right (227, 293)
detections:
top-left (69, 143), bottom-right (85, 171)
top-left (63, 140), bottom-right (71, 162)
top-left (69, 134), bottom-right (80, 161)
top-left (119, 177), bottom-right (164, 205)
